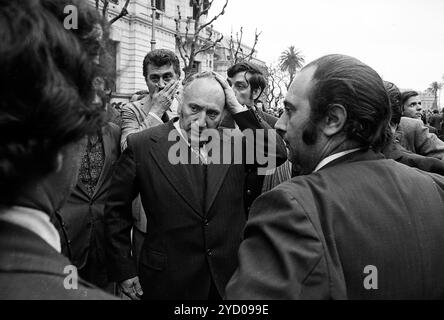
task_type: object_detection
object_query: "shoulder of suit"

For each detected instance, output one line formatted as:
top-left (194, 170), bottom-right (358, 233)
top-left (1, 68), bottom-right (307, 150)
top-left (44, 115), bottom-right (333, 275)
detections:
top-left (399, 117), bottom-right (423, 129)
top-left (127, 120), bottom-right (171, 147)
top-left (258, 110), bottom-right (278, 127)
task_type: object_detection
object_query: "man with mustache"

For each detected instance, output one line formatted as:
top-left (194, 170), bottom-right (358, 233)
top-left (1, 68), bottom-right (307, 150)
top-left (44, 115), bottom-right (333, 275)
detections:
top-left (226, 54), bottom-right (444, 299)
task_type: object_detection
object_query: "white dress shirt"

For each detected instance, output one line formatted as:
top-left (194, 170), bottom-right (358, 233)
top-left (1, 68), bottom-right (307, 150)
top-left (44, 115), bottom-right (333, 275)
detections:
top-left (0, 206), bottom-right (61, 252)
top-left (173, 119), bottom-right (208, 164)
top-left (313, 148), bottom-right (362, 172)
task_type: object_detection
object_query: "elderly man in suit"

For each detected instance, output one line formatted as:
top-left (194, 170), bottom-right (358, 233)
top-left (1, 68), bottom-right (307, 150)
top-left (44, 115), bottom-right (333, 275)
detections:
top-left (0, 0), bottom-right (115, 299)
top-left (105, 71), bottom-right (286, 300)
top-left (226, 54), bottom-right (444, 299)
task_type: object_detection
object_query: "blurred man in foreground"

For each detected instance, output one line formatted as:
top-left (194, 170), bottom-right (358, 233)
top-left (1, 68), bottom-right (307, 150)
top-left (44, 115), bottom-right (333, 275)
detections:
top-left (0, 0), bottom-right (115, 299)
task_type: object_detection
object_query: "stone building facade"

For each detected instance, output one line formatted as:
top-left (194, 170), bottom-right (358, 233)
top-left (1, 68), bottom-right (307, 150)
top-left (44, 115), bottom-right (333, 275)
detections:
top-left (90, 0), bottom-right (265, 102)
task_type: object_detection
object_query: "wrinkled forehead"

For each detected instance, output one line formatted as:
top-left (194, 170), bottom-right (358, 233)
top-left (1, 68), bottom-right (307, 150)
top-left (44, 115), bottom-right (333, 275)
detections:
top-left (183, 77), bottom-right (225, 109)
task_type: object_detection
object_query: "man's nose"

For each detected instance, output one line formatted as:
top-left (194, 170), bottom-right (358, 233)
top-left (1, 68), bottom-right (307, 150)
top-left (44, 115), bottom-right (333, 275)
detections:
top-left (196, 112), bottom-right (207, 128)
top-left (274, 113), bottom-right (286, 137)
top-left (158, 78), bottom-right (166, 90)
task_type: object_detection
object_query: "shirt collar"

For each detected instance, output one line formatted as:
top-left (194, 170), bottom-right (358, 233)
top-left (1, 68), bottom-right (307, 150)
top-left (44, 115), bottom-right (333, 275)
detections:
top-left (173, 118), bottom-right (190, 147)
top-left (313, 148), bottom-right (362, 172)
top-left (173, 119), bottom-right (208, 164)
top-left (0, 206), bottom-right (61, 252)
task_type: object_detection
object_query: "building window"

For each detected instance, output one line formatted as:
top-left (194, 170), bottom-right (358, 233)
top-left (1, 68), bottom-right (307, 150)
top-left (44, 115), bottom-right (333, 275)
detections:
top-left (191, 0), bottom-right (210, 20)
top-left (155, 0), bottom-right (165, 12)
top-left (191, 61), bottom-right (201, 74)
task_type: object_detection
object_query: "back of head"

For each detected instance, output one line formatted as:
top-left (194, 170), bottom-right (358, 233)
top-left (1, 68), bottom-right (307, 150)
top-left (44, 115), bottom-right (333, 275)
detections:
top-left (384, 81), bottom-right (402, 126)
top-left (142, 49), bottom-right (181, 78)
top-left (305, 54), bottom-right (391, 151)
top-left (0, 0), bottom-right (106, 205)
top-left (400, 90), bottom-right (419, 107)
top-left (227, 61), bottom-right (267, 100)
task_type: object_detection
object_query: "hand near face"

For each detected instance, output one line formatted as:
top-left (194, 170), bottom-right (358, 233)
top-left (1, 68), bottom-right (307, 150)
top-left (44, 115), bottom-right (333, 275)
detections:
top-left (213, 72), bottom-right (245, 114)
top-left (149, 80), bottom-right (181, 118)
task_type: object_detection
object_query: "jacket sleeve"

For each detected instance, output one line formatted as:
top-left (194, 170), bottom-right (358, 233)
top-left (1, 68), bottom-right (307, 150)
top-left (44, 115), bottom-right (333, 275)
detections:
top-left (104, 138), bottom-right (139, 282)
top-left (413, 120), bottom-right (444, 160)
top-left (225, 184), bottom-right (325, 299)
top-left (232, 110), bottom-right (287, 171)
top-left (120, 103), bottom-right (163, 151)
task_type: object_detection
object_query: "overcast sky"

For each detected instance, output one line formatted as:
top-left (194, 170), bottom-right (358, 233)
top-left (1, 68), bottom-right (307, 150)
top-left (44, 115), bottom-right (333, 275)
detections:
top-left (209, 0), bottom-right (444, 92)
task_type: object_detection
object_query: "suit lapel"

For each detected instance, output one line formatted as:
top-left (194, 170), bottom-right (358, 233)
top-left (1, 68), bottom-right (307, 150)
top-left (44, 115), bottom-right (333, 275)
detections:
top-left (150, 122), bottom-right (204, 216)
top-left (205, 163), bottom-right (230, 213)
top-left (204, 129), bottom-right (232, 213)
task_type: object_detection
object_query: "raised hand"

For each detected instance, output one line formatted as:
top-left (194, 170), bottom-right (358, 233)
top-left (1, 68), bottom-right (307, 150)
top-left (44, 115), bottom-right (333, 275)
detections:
top-left (212, 72), bottom-right (245, 114)
top-left (149, 80), bottom-right (181, 118)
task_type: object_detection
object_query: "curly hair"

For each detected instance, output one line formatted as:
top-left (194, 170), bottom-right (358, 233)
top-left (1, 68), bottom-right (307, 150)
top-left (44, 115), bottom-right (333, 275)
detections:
top-left (0, 0), bottom-right (107, 205)
top-left (142, 49), bottom-right (181, 79)
top-left (227, 62), bottom-right (267, 102)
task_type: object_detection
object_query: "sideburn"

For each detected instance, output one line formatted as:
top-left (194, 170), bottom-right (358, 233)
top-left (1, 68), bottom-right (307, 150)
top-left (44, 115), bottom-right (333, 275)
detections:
top-left (302, 120), bottom-right (319, 145)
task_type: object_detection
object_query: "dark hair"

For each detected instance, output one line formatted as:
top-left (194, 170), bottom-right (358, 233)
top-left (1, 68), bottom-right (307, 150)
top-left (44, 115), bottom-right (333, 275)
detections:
top-left (305, 54), bottom-right (391, 151)
top-left (227, 62), bottom-right (267, 102)
top-left (0, 0), bottom-right (106, 205)
top-left (142, 49), bottom-right (181, 78)
top-left (400, 90), bottom-right (419, 107)
top-left (384, 81), bottom-right (402, 126)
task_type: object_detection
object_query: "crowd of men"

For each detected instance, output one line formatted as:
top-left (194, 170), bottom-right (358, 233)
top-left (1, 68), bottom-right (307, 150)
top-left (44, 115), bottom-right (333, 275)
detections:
top-left (1, 0), bottom-right (444, 300)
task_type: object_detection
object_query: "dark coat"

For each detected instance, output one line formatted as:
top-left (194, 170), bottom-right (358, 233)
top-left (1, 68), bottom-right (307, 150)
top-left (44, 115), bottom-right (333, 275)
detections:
top-left (220, 109), bottom-right (287, 213)
top-left (226, 149), bottom-right (444, 299)
top-left (57, 123), bottom-right (121, 287)
top-left (105, 110), bottom-right (286, 299)
top-left (0, 220), bottom-right (116, 299)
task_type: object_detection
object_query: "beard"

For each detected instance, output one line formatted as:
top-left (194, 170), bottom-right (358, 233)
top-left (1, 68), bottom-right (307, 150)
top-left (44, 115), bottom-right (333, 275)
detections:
top-left (301, 119), bottom-right (319, 145)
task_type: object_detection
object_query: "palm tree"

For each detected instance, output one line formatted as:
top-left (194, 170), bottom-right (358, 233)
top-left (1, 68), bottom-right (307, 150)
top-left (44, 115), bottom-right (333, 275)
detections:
top-left (428, 81), bottom-right (442, 110)
top-left (279, 46), bottom-right (305, 89)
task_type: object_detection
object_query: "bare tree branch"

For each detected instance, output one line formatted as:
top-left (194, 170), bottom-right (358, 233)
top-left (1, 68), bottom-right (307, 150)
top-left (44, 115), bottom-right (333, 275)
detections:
top-left (194, 34), bottom-right (223, 56)
top-left (102, 0), bottom-right (109, 18)
top-left (243, 29), bottom-right (261, 61)
top-left (198, 0), bottom-right (228, 33)
top-left (201, 0), bottom-right (215, 16)
top-left (174, 6), bottom-right (189, 66)
top-left (109, 0), bottom-right (131, 24)
top-left (234, 27), bottom-right (243, 63)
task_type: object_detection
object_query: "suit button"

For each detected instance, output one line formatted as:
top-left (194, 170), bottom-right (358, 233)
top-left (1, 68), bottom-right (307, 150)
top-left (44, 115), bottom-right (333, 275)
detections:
top-left (67, 239), bottom-right (72, 245)
top-left (246, 189), bottom-right (252, 196)
top-left (203, 219), bottom-right (209, 226)
top-left (207, 249), bottom-right (212, 256)
top-left (247, 206), bottom-right (251, 212)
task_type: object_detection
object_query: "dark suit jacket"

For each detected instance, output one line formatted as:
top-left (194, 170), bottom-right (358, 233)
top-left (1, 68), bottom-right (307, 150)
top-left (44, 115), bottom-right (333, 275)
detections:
top-left (57, 123), bottom-right (121, 287)
top-left (220, 108), bottom-right (286, 213)
top-left (105, 110), bottom-right (286, 299)
top-left (398, 117), bottom-right (444, 159)
top-left (226, 149), bottom-right (444, 299)
top-left (0, 220), bottom-right (116, 299)
top-left (383, 140), bottom-right (444, 175)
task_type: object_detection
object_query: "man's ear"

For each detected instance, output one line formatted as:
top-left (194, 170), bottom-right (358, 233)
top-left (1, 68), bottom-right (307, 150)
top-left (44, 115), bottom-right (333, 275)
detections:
top-left (320, 104), bottom-right (347, 137)
top-left (252, 88), bottom-right (262, 102)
